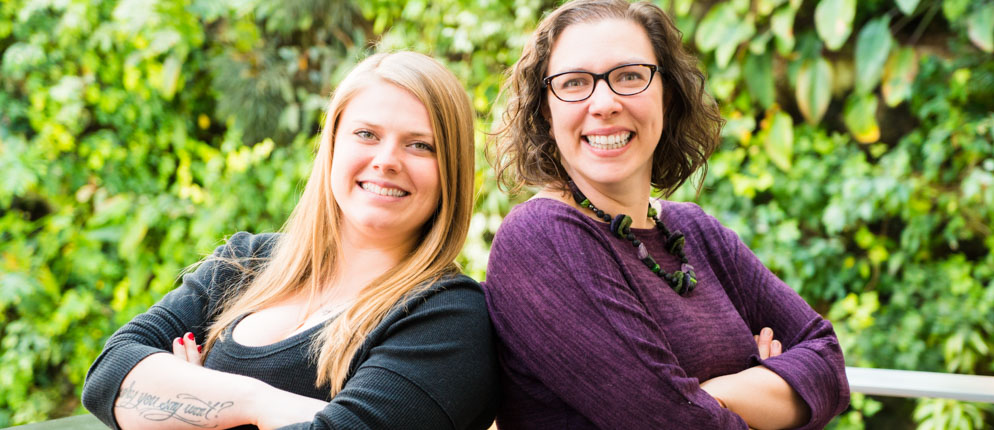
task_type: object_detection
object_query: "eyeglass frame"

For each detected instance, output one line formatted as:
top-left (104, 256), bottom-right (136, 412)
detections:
top-left (542, 63), bottom-right (660, 103)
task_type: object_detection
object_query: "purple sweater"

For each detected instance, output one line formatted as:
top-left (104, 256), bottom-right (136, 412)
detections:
top-left (484, 198), bottom-right (849, 429)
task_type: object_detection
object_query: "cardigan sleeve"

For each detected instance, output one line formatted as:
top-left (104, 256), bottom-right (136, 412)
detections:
top-left (692, 206), bottom-right (851, 429)
top-left (277, 278), bottom-right (500, 430)
top-left (80, 232), bottom-right (274, 430)
top-left (484, 203), bottom-right (748, 429)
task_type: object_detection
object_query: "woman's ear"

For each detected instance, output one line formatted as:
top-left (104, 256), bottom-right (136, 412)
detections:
top-left (541, 102), bottom-right (554, 138)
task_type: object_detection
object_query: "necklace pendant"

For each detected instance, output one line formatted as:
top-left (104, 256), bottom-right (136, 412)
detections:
top-left (610, 214), bottom-right (633, 239)
top-left (680, 263), bottom-right (697, 293)
top-left (636, 242), bottom-right (649, 260)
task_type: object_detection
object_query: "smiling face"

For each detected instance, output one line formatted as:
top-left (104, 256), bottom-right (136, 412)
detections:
top-left (545, 18), bottom-right (664, 192)
top-left (330, 80), bottom-right (440, 246)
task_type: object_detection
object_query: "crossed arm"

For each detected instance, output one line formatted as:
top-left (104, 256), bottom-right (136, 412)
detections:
top-left (113, 343), bottom-right (326, 430)
top-left (701, 328), bottom-right (811, 429)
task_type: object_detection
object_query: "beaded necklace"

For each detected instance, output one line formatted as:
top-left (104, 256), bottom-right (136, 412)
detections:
top-left (567, 181), bottom-right (697, 296)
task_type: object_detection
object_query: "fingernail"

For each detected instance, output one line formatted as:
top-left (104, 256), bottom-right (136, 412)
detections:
top-left (762, 328), bottom-right (772, 337)
top-left (197, 345), bottom-right (202, 353)
top-left (186, 332), bottom-right (195, 341)
top-left (177, 337), bottom-right (184, 346)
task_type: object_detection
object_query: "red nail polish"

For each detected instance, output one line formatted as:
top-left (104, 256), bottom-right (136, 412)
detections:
top-left (197, 345), bottom-right (202, 353)
top-left (186, 332), bottom-right (195, 341)
top-left (178, 337), bottom-right (184, 346)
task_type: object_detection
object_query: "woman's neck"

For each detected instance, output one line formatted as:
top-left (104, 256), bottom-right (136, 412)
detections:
top-left (332, 227), bottom-right (414, 296)
top-left (538, 176), bottom-right (655, 229)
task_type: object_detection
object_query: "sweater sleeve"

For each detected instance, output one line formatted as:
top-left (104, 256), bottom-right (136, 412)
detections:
top-left (484, 203), bottom-right (748, 429)
top-left (277, 278), bottom-right (499, 430)
top-left (693, 206), bottom-right (850, 429)
top-left (80, 232), bottom-right (274, 430)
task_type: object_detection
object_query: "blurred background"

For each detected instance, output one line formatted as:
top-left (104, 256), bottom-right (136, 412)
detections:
top-left (1, 0), bottom-right (992, 428)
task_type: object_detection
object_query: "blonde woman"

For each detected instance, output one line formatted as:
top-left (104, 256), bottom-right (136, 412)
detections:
top-left (81, 52), bottom-right (498, 430)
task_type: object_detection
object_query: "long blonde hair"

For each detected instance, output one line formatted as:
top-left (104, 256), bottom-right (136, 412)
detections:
top-left (201, 52), bottom-right (476, 396)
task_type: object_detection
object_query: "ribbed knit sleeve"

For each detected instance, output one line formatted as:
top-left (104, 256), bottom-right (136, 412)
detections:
top-left (276, 277), bottom-right (499, 430)
top-left (80, 232), bottom-right (276, 430)
top-left (485, 201), bottom-right (748, 429)
top-left (686, 204), bottom-right (850, 429)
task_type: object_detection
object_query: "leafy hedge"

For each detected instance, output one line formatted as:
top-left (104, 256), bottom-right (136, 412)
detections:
top-left (1, 0), bottom-right (991, 428)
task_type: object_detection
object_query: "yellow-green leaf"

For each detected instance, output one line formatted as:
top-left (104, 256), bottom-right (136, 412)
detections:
top-left (843, 93), bottom-right (880, 143)
top-left (882, 46), bottom-right (918, 107)
top-left (967, 2), bottom-right (994, 53)
top-left (943, 0), bottom-right (970, 22)
top-left (158, 54), bottom-right (182, 100)
top-left (756, 0), bottom-right (787, 17)
top-left (854, 17), bottom-right (893, 94)
top-left (765, 111), bottom-right (794, 172)
top-left (796, 57), bottom-right (833, 125)
top-left (674, 0), bottom-right (693, 17)
top-left (814, 0), bottom-right (855, 51)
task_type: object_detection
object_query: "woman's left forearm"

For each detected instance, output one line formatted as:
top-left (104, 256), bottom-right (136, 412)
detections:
top-left (700, 365), bottom-right (810, 430)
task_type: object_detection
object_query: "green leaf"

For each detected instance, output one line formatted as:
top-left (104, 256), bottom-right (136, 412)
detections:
top-left (716, 19), bottom-right (755, 68)
top-left (942, 0), bottom-right (970, 22)
top-left (771, 7), bottom-right (797, 54)
top-left (967, 2), bottom-right (994, 53)
top-left (765, 111), bottom-right (794, 172)
top-left (881, 46), bottom-right (918, 106)
top-left (896, 0), bottom-right (920, 15)
top-left (854, 17), bottom-right (893, 94)
top-left (696, 4), bottom-right (736, 52)
top-left (843, 93), bottom-right (880, 143)
top-left (748, 31), bottom-right (773, 54)
top-left (696, 3), bottom-right (755, 67)
top-left (744, 52), bottom-right (775, 109)
top-left (814, 0), bottom-right (856, 51)
top-left (795, 57), bottom-right (833, 124)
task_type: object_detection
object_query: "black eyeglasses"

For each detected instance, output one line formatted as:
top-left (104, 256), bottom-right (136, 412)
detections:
top-left (543, 63), bottom-right (659, 102)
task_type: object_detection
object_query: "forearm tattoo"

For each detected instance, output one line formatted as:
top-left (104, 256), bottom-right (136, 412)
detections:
top-left (115, 381), bottom-right (234, 428)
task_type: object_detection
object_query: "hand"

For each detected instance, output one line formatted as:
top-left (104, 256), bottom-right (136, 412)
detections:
top-left (171, 332), bottom-right (328, 429)
top-left (754, 327), bottom-right (782, 360)
top-left (704, 327), bottom-right (782, 409)
top-left (172, 332), bottom-right (203, 366)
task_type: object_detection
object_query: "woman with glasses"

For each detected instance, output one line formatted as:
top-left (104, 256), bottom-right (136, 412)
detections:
top-left (485, 0), bottom-right (849, 428)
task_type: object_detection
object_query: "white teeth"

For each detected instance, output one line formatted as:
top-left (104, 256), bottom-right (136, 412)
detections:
top-left (585, 132), bottom-right (632, 149)
top-left (361, 182), bottom-right (407, 197)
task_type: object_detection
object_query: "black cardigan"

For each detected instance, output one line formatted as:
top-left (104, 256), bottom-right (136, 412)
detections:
top-left (81, 232), bottom-right (499, 430)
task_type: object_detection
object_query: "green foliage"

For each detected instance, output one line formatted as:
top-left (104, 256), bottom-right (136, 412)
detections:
top-left (674, 1), bottom-right (994, 428)
top-left (1, 0), bottom-right (992, 428)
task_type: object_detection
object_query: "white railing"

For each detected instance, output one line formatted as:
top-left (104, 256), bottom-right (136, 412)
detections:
top-left (845, 366), bottom-right (994, 403)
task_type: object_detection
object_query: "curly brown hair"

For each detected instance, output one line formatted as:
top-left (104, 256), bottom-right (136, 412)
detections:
top-left (489, 0), bottom-right (724, 197)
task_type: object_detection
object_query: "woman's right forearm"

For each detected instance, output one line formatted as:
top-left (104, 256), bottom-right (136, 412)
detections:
top-left (113, 352), bottom-right (264, 429)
